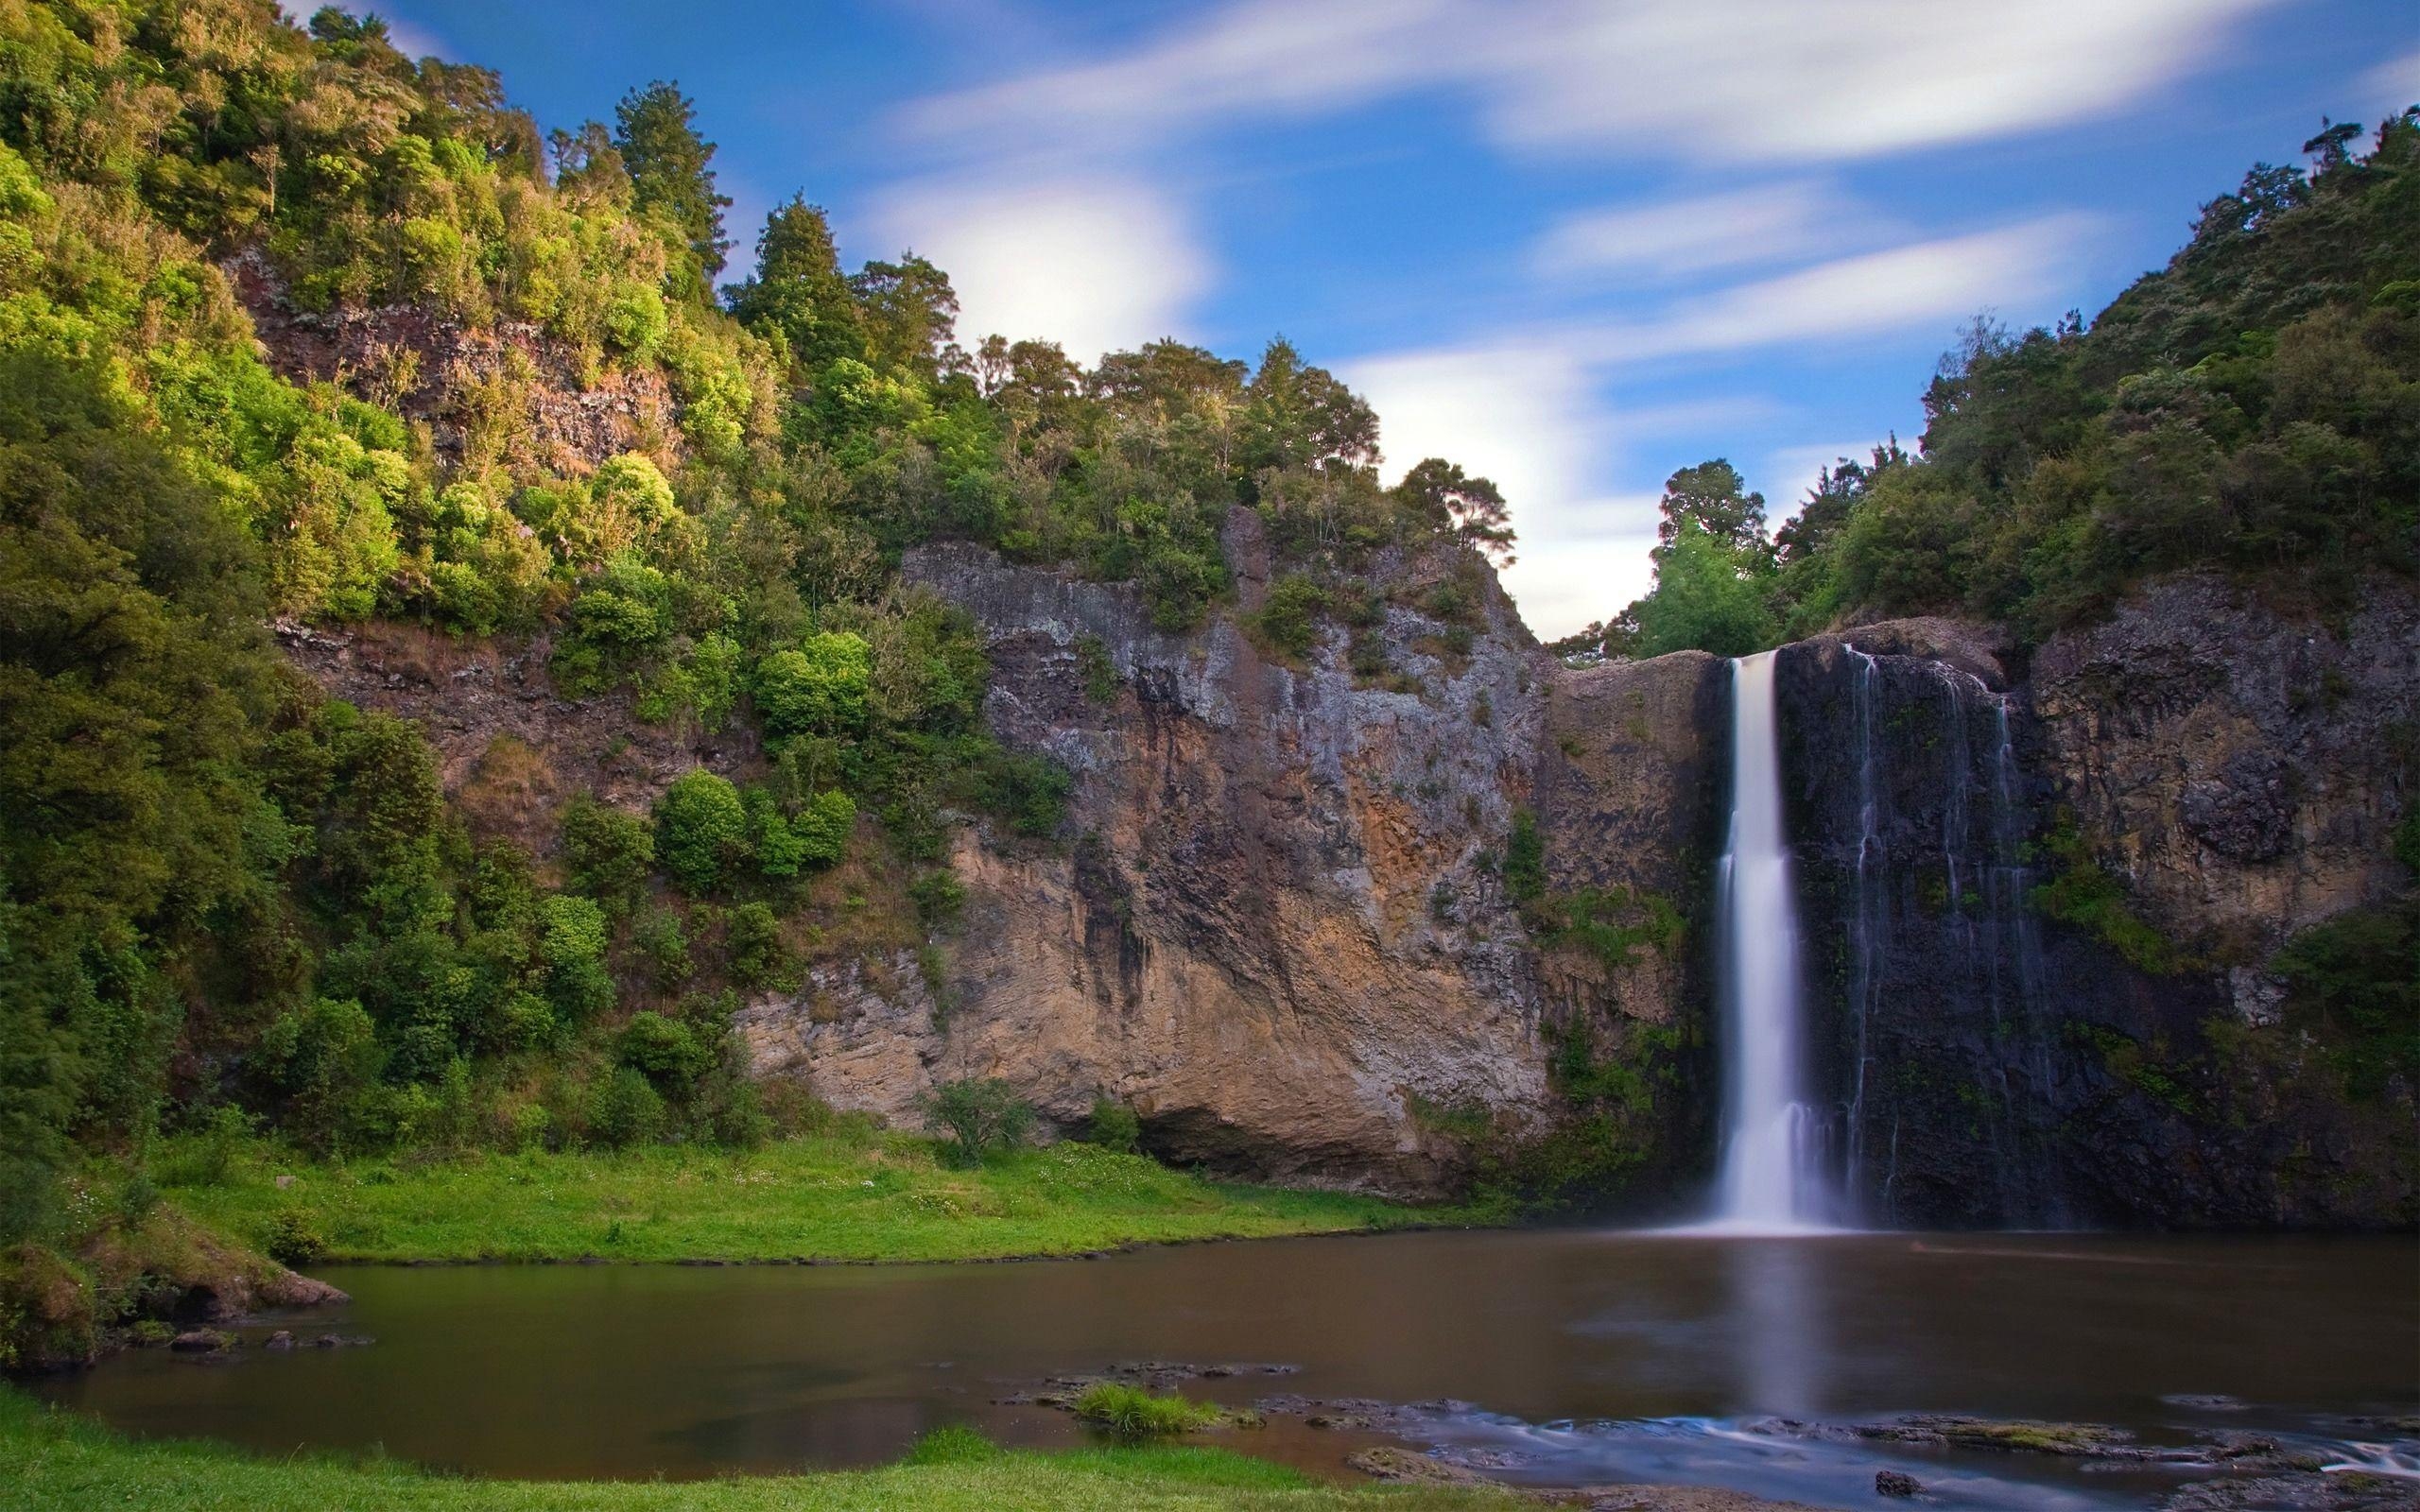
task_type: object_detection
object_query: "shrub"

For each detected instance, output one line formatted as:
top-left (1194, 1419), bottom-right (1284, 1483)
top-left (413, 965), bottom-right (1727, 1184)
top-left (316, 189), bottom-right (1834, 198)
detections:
top-left (538, 894), bottom-right (615, 1020)
top-left (258, 998), bottom-right (384, 1156)
top-left (725, 902), bottom-right (797, 991)
top-left (1084, 1097), bottom-right (1142, 1154)
top-left (754, 631), bottom-right (872, 739)
top-left (1503, 809), bottom-right (1546, 903)
top-left (631, 907), bottom-right (694, 988)
top-left (263, 1209), bottom-right (326, 1266)
top-left (909, 870), bottom-right (966, 929)
top-left (587, 1066), bottom-right (667, 1150)
top-left (1251, 572), bottom-right (1326, 660)
top-left (616, 1011), bottom-right (714, 1087)
top-left (917, 1077), bottom-right (1034, 1166)
top-left (1072, 1383), bottom-right (1224, 1436)
top-left (654, 769), bottom-right (750, 894)
top-left (561, 796), bottom-right (655, 909)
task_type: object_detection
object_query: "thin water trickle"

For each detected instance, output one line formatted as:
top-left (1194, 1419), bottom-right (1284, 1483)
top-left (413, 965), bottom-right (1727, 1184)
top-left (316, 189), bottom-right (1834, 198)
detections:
top-left (1710, 650), bottom-right (1835, 1231)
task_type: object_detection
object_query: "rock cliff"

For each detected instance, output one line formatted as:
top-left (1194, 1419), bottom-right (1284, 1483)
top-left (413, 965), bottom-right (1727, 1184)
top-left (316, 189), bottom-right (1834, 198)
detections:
top-left (735, 524), bottom-right (1720, 1196)
top-left (279, 531), bottom-right (2412, 1219)
top-left (1777, 575), bottom-right (2417, 1228)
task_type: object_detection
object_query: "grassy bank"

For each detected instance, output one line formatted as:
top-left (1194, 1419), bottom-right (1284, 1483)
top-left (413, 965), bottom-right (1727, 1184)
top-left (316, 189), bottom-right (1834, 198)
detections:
top-left (158, 1131), bottom-right (1489, 1264)
top-left (1, 1392), bottom-right (1512, 1512)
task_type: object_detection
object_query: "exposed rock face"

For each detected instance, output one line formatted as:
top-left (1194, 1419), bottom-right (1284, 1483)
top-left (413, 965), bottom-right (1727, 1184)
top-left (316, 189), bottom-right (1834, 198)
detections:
top-left (1776, 576), bottom-right (2417, 1228)
top-left (2030, 574), bottom-right (2420, 992)
top-left (734, 527), bottom-right (1718, 1195)
top-left (275, 618), bottom-right (758, 857)
top-left (225, 248), bottom-right (678, 476)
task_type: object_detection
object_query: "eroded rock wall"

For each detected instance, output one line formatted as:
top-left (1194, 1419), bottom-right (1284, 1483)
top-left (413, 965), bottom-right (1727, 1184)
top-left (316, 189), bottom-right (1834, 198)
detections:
top-left (734, 528), bottom-right (1719, 1195)
top-left (1777, 576), bottom-right (2417, 1228)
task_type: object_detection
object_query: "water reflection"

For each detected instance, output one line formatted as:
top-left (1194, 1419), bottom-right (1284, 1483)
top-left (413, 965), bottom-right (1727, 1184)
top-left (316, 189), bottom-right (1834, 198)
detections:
top-left (1727, 1239), bottom-right (1820, 1417)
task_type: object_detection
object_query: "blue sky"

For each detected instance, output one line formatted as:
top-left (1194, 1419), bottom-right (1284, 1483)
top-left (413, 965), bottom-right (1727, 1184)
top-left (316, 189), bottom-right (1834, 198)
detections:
top-left (333, 0), bottom-right (2418, 636)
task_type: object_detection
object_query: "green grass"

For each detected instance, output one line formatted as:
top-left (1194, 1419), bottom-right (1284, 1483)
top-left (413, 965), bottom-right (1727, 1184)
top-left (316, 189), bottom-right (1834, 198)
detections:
top-left (1073, 1383), bottom-right (1233, 1436)
top-left (156, 1132), bottom-right (1485, 1264)
top-left (0, 1389), bottom-right (1516, 1511)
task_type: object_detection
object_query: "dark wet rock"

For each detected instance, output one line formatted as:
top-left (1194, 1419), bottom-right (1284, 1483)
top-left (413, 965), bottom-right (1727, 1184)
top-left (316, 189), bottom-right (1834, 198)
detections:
top-left (1779, 573), bottom-right (2420, 1229)
top-left (169, 1329), bottom-right (233, 1352)
top-left (2164, 1395), bottom-right (2251, 1411)
top-left (2161, 1471), bottom-right (2420, 1510)
top-left (1256, 1393), bottom-right (1422, 1432)
top-left (311, 1333), bottom-right (374, 1349)
top-left (1102, 1359), bottom-right (1297, 1389)
top-left (263, 1331), bottom-right (295, 1350)
top-left (1345, 1447), bottom-right (1489, 1485)
top-left (1874, 1469), bottom-right (1923, 1498)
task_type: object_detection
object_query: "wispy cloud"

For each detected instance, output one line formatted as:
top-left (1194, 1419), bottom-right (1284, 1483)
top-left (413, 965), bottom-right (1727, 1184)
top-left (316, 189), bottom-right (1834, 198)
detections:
top-left (1532, 182), bottom-right (1854, 283)
top-left (900, 0), bottom-right (2279, 166)
top-left (1582, 216), bottom-right (2097, 367)
top-left (1340, 215), bottom-right (2093, 635)
top-left (2357, 47), bottom-right (2420, 114)
top-left (863, 175), bottom-right (1215, 362)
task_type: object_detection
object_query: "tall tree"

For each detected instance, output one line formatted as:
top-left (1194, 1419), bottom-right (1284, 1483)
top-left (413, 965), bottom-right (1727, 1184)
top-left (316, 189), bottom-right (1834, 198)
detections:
top-left (725, 198), bottom-right (863, 374)
top-left (849, 255), bottom-right (959, 381)
top-left (1238, 337), bottom-right (1379, 477)
top-left (1394, 457), bottom-right (1516, 565)
top-left (1654, 459), bottom-right (1768, 557)
top-left (613, 80), bottom-right (731, 290)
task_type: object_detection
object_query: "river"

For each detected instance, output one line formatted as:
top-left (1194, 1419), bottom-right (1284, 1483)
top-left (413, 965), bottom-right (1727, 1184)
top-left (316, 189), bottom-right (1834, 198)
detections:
top-left (33, 1228), bottom-right (2418, 1508)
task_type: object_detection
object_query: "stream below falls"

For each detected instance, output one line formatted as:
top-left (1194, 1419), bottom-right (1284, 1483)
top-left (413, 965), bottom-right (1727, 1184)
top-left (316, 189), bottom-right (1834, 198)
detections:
top-left (33, 1228), bottom-right (2419, 1509)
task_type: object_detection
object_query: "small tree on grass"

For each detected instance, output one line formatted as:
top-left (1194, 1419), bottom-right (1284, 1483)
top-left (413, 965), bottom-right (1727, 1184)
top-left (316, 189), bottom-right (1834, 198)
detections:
top-left (918, 1077), bottom-right (1034, 1166)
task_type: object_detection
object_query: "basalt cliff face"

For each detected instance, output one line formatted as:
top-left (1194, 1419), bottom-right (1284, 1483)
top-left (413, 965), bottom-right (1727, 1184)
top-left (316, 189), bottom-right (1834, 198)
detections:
top-left (286, 535), bottom-right (2413, 1218)
top-left (1777, 575), bottom-right (2418, 1228)
top-left (738, 523), bottom-right (1724, 1196)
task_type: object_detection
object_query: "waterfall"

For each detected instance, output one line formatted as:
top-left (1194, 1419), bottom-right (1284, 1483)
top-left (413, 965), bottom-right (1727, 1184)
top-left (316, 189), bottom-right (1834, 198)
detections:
top-left (1710, 650), bottom-right (1835, 1230)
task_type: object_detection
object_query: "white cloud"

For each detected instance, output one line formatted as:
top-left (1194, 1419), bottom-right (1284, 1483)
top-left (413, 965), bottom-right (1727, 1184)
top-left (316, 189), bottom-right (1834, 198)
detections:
top-left (1335, 216), bottom-right (2090, 635)
top-left (1532, 182), bottom-right (1847, 282)
top-left (901, 0), bottom-right (2277, 166)
top-left (1343, 345), bottom-right (1776, 636)
top-left (1583, 215), bottom-right (2097, 366)
top-left (2358, 47), bottom-right (2420, 114)
top-left (863, 176), bottom-right (1214, 363)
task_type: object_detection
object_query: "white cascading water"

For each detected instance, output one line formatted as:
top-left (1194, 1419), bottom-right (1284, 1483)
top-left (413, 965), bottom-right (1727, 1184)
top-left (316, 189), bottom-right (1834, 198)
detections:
top-left (1710, 650), bottom-right (1833, 1231)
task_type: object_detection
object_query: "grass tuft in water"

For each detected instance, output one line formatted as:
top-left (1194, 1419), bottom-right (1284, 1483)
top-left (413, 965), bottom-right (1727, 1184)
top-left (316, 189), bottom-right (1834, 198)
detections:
top-left (1073, 1383), bottom-right (1231, 1436)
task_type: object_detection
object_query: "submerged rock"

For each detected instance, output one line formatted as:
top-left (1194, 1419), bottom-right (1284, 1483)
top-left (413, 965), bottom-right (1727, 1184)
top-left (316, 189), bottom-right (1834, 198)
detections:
top-left (1345, 1447), bottom-right (1490, 1486)
top-left (1874, 1469), bottom-right (1924, 1498)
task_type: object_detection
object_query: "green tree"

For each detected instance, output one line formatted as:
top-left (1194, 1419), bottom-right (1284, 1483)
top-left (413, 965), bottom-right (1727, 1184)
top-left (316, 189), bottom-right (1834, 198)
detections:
top-left (1655, 459), bottom-right (1768, 557)
top-left (653, 769), bottom-right (750, 894)
top-left (1394, 457), bottom-right (1516, 564)
top-left (1631, 521), bottom-right (1781, 657)
top-left (725, 198), bottom-right (863, 372)
top-left (918, 1077), bottom-right (1035, 1166)
top-left (850, 254), bottom-right (959, 380)
top-left (753, 631), bottom-right (872, 739)
top-left (613, 80), bottom-right (732, 290)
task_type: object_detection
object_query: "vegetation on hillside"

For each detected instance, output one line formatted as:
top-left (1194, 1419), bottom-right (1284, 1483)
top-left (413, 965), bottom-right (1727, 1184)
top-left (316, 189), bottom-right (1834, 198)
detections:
top-left (0, 0), bottom-right (1519, 1285)
top-left (1558, 111), bottom-right (2419, 662)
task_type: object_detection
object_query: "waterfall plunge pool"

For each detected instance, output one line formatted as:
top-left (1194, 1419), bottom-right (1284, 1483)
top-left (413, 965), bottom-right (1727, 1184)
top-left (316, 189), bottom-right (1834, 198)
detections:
top-left (32, 1228), bottom-right (2417, 1509)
